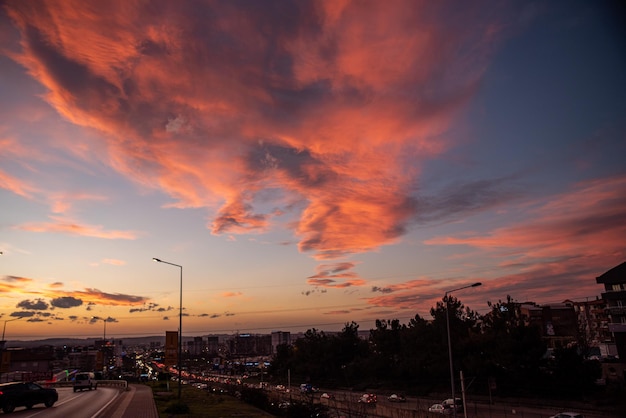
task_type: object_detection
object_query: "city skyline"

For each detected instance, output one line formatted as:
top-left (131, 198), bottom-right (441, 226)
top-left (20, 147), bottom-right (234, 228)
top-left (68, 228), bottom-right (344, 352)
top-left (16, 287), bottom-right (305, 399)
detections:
top-left (1, 1), bottom-right (625, 340)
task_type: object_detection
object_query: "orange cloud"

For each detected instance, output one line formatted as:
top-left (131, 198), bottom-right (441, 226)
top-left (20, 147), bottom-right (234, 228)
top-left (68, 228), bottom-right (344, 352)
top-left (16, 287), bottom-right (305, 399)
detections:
top-left (16, 215), bottom-right (139, 239)
top-left (49, 288), bottom-right (148, 306)
top-left (49, 192), bottom-right (108, 215)
top-left (101, 258), bottom-right (126, 266)
top-left (307, 278), bottom-right (366, 288)
top-left (2, 275), bottom-right (33, 284)
top-left (3, 0), bottom-right (504, 264)
top-left (222, 292), bottom-right (243, 298)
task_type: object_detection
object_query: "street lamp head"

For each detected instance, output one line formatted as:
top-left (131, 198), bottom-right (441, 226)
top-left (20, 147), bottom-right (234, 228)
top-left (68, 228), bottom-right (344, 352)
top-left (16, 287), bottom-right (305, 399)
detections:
top-left (152, 257), bottom-right (162, 262)
top-left (471, 282), bottom-right (482, 288)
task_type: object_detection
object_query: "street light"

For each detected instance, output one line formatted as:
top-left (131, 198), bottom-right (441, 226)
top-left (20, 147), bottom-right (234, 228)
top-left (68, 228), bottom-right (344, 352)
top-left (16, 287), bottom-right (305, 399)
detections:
top-left (153, 257), bottom-right (183, 399)
top-left (2, 317), bottom-right (22, 342)
top-left (444, 282), bottom-right (481, 418)
top-left (92, 317), bottom-right (107, 342)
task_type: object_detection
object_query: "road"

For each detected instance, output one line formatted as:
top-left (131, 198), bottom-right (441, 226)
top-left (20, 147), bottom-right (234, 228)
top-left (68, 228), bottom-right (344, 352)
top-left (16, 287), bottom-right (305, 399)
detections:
top-left (293, 389), bottom-right (619, 418)
top-left (4, 387), bottom-right (119, 418)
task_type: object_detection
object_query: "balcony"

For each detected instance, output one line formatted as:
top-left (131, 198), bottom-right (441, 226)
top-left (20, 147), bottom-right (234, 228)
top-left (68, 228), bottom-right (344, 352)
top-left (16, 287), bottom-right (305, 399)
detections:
top-left (606, 306), bottom-right (626, 315)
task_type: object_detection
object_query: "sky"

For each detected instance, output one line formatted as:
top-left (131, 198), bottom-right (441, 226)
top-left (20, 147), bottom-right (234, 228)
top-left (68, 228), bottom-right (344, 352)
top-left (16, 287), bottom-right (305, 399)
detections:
top-left (0, 0), bottom-right (625, 341)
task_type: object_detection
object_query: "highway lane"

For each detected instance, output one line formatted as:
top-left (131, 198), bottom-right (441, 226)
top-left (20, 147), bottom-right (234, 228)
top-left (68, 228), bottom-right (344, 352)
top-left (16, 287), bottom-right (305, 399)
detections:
top-left (4, 386), bottom-right (120, 418)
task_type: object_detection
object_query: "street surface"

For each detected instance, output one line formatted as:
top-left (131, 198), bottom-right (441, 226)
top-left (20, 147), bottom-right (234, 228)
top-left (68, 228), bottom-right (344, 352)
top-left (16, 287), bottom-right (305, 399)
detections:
top-left (3, 386), bottom-right (119, 418)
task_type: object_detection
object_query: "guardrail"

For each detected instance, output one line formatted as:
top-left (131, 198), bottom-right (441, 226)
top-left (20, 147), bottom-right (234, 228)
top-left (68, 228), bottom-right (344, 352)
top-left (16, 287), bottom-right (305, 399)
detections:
top-left (40, 380), bottom-right (129, 390)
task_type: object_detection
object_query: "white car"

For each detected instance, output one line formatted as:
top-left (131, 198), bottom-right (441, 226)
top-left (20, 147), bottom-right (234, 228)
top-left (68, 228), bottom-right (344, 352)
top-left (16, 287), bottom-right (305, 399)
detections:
top-left (549, 413), bottom-right (583, 418)
top-left (358, 393), bottom-right (377, 404)
top-left (429, 403), bottom-right (451, 414)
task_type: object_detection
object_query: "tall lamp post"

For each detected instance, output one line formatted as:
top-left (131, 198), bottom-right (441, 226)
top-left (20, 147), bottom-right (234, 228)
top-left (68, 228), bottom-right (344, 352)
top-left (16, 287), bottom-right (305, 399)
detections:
top-left (445, 282), bottom-right (481, 418)
top-left (2, 317), bottom-right (23, 342)
top-left (92, 316), bottom-right (107, 342)
top-left (1, 317), bottom-right (22, 382)
top-left (92, 316), bottom-right (108, 376)
top-left (153, 257), bottom-right (183, 399)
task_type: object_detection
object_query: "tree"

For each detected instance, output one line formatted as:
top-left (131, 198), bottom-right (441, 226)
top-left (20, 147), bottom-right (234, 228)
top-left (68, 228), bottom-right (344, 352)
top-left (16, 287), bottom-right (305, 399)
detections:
top-left (475, 296), bottom-right (546, 396)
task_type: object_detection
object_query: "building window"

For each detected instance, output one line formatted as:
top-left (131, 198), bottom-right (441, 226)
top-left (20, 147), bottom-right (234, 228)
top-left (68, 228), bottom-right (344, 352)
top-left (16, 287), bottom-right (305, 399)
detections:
top-left (613, 284), bottom-right (623, 291)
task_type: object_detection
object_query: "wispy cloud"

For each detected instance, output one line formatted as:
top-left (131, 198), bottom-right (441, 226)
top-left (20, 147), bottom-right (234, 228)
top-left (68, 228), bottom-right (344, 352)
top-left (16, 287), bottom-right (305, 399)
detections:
top-left (0, 169), bottom-right (37, 198)
top-left (15, 215), bottom-right (139, 239)
top-left (425, 176), bottom-right (626, 267)
top-left (101, 258), bottom-right (126, 266)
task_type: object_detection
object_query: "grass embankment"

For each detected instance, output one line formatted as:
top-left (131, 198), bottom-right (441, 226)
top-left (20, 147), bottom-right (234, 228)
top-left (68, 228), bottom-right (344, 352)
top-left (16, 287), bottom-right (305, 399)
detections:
top-left (148, 382), bottom-right (275, 417)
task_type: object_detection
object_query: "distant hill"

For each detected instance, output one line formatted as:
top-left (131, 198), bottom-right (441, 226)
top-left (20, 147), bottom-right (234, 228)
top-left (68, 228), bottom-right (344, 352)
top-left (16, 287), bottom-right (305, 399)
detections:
top-left (5, 335), bottom-right (167, 348)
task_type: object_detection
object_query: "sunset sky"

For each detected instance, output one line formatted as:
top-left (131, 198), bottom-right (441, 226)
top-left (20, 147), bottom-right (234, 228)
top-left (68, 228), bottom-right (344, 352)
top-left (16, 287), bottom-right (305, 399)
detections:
top-left (1, 0), bottom-right (624, 341)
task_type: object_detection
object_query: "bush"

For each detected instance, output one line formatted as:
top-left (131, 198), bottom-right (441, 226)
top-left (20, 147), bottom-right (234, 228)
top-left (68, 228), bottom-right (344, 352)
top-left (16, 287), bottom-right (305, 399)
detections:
top-left (164, 400), bottom-right (191, 414)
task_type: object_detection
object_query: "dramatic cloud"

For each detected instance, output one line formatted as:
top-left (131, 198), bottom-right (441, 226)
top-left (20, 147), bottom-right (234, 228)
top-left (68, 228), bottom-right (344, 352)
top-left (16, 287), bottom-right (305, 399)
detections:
top-left (2, 0), bottom-right (507, 266)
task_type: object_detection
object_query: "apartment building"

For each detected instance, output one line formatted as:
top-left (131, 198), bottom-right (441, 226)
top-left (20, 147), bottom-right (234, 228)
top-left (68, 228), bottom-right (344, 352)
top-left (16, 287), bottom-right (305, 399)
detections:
top-left (596, 261), bottom-right (626, 362)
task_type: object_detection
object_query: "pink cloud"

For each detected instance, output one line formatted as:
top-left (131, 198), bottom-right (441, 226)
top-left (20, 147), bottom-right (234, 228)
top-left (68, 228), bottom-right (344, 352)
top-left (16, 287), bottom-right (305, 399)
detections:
top-left (16, 215), bottom-right (139, 239)
top-left (425, 176), bottom-right (626, 265)
top-left (0, 169), bottom-right (37, 198)
top-left (222, 292), bottom-right (243, 298)
top-left (3, 0), bottom-right (506, 263)
top-left (307, 278), bottom-right (366, 288)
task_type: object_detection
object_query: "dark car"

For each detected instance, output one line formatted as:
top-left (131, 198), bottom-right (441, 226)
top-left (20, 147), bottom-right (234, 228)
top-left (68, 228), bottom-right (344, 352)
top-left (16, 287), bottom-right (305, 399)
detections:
top-left (0, 381), bottom-right (58, 413)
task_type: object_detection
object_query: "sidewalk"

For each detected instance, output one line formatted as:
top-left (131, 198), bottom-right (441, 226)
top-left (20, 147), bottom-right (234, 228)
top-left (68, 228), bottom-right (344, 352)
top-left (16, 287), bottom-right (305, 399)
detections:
top-left (104, 384), bottom-right (159, 418)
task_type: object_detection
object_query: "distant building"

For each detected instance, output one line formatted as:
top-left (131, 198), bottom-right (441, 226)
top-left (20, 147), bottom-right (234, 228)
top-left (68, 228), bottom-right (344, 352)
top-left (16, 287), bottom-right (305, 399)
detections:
top-left (271, 331), bottom-right (291, 352)
top-left (68, 346), bottom-right (99, 371)
top-left (596, 261), bottom-right (626, 362)
top-left (206, 336), bottom-right (219, 355)
top-left (188, 337), bottom-right (204, 356)
top-left (520, 302), bottom-right (578, 348)
top-left (230, 333), bottom-right (272, 357)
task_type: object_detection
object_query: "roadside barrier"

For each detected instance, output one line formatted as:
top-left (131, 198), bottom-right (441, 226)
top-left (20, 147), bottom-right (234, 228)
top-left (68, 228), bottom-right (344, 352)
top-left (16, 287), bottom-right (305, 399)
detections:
top-left (41, 380), bottom-right (129, 390)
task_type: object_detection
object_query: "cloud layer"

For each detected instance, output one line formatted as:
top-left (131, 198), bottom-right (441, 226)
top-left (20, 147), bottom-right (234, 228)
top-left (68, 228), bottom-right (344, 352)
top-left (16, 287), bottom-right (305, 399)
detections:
top-left (2, 0), bottom-right (506, 266)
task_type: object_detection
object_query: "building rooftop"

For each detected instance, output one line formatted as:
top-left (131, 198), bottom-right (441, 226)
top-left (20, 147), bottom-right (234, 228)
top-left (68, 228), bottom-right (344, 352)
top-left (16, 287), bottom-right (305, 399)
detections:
top-left (596, 261), bottom-right (626, 284)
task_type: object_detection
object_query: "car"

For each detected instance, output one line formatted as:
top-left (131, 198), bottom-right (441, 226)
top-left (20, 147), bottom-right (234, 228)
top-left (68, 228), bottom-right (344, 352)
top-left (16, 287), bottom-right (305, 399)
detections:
top-left (0, 381), bottom-right (58, 413)
top-left (388, 393), bottom-right (406, 402)
top-left (549, 413), bottom-right (584, 418)
top-left (442, 397), bottom-right (463, 412)
top-left (73, 371), bottom-right (97, 392)
top-left (428, 403), bottom-right (451, 414)
top-left (358, 393), bottom-right (377, 404)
